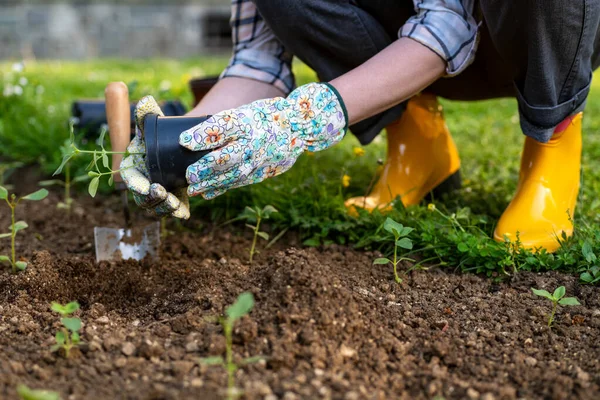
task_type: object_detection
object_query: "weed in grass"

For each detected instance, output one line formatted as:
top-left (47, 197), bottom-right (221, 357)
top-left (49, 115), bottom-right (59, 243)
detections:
top-left (199, 292), bottom-right (262, 400)
top-left (50, 301), bottom-right (82, 358)
top-left (531, 286), bottom-right (580, 327)
top-left (0, 186), bottom-right (48, 273)
top-left (240, 205), bottom-right (278, 263)
top-left (373, 217), bottom-right (415, 283)
top-left (16, 385), bottom-right (61, 400)
top-left (53, 125), bottom-right (143, 197)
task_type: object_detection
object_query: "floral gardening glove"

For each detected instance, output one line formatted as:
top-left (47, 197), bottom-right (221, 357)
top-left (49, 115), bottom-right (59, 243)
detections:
top-left (120, 96), bottom-right (190, 219)
top-left (180, 82), bottom-right (348, 199)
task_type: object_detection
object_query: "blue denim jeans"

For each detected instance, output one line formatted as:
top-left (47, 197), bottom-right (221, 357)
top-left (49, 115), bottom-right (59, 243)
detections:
top-left (254, 0), bottom-right (600, 144)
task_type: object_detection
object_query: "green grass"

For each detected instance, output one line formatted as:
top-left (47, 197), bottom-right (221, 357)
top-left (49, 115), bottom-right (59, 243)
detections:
top-left (2, 58), bottom-right (600, 282)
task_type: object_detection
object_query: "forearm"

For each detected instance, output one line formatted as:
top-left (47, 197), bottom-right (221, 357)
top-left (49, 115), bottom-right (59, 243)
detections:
top-left (186, 77), bottom-right (286, 117)
top-left (330, 38), bottom-right (445, 126)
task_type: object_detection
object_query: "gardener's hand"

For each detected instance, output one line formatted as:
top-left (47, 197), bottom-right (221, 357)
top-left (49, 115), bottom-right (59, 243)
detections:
top-left (120, 96), bottom-right (190, 219)
top-left (180, 82), bottom-right (348, 199)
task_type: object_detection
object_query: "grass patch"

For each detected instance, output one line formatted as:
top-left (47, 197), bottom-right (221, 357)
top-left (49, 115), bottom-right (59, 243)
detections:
top-left (2, 58), bottom-right (600, 281)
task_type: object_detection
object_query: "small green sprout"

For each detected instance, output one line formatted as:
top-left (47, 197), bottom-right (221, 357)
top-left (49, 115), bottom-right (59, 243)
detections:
top-left (53, 124), bottom-right (142, 197)
top-left (240, 205), bottom-right (278, 263)
top-left (373, 217), bottom-right (415, 283)
top-left (17, 385), bottom-right (61, 400)
top-left (50, 301), bottom-right (82, 358)
top-left (531, 286), bottom-right (580, 327)
top-left (199, 292), bottom-right (262, 400)
top-left (0, 186), bottom-right (48, 273)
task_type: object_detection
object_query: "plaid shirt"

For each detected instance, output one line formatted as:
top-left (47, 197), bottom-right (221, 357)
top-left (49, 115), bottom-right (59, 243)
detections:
top-left (221, 0), bottom-right (479, 95)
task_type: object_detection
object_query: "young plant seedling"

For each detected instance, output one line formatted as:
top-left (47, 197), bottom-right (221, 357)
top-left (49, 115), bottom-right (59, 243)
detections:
top-left (50, 301), bottom-right (82, 358)
top-left (373, 217), bottom-right (415, 283)
top-left (531, 286), bottom-right (580, 327)
top-left (199, 292), bottom-right (262, 400)
top-left (16, 384), bottom-right (61, 400)
top-left (240, 205), bottom-right (278, 263)
top-left (53, 125), bottom-right (142, 197)
top-left (0, 186), bottom-right (48, 273)
top-left (39, 140), bottom-right (89, 211)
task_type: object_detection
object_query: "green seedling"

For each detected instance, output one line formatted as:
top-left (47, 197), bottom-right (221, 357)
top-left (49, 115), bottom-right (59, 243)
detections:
top-left (240, 205), bottom-right (278, 263)
top-left (50, 301), bottom-right (82, 358)
top-left (0, 186), bottom-right (48, 273)
top-left (199, 292), bottom-right (262, 400)
top-left (532, 286), bottom-right (580, 327)
top-left (17, 385), bottom-right (61, 400)
top-left (53, 125), bottom-right (142, 197)
top-left (373, 217), bottom-right (415, 283)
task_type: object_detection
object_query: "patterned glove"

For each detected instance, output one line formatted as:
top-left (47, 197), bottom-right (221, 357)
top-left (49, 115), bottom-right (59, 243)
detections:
top-left (120, 96), bottom-right (190, 219)
top-left (180, 82), bottom-right (348, 199)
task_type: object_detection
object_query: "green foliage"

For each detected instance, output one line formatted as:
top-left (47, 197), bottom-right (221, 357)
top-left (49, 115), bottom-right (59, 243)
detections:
top-left (531, 286), bottom-right (580, 327)
top-left (16, 385), bottom-right (61, 400)
top-left (50, 301), bottom-right (82, 358)
top-left (239, 205), bottom-right (278, 264)
top-left (373, 218), bottom-right (415, 283)
top-left (199, 292), bottom-right (262, 400)
top-left (0, 186), bottom-right (48, 273)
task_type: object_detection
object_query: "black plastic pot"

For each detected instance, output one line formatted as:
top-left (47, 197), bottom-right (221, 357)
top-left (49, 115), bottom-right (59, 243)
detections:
top-left (71, 100), bottom-right (187, 138)
top-left (144, 114), bottom-right (211, 191)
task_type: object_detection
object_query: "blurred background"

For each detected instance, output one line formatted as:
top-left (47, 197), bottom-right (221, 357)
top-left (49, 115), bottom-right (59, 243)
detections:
top-left (0, 0), bottom-right (231, 60)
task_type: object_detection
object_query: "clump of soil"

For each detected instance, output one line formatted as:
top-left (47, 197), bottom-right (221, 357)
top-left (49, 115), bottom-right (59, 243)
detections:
top-left (0, 191), bottom-right (599, 399)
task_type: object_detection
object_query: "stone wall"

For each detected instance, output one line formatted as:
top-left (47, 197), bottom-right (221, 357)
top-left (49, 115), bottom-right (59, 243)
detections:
top-left (0, 1), bottom-right (231, 59)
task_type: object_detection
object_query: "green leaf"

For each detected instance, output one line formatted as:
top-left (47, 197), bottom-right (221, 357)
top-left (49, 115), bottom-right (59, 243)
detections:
top-left (559, 297), bottom-right (580, 306)
top-left (97, 128), bottom-right (107, 148)
top-left (38, 180), bottom-right (63, 187)
top-left (226, 292), bottom-right (255, 321)
top-left (12, 221), bottom-right (28, 232)
top-left (0, 255), bottom-right (9, 263)
top-left (61, 317), bottom-right (82, 332)
top-left (21, 189), bottom-right (48, 201)
top-left (88, 177), bottom-right (100, 197)
top-left (457, 242), bottom-right (469, 252)
top-left (53, 154), bottom-right (73, 176)
top-left (15, 261), bottom-right (27, 271)
top-left (398, 226), bottom-right (414, 237)
top-left (373, 258), bottom-right (391, 265)
top-left (396, 237), bottom-right (413, 250)
top-left (71, 332), bottom-right (80, 344)
top-left (262, 205), bottom-right (278, 218)
top-left (257, 231), bottom-right (269, 241)
top-left (241, 355), bottom-right (264, 365)
top-left (383, 218), bottom-right (404, 237)
top-left (0, 233), bottom-right (11, 239)
top-left (108, 173), bottom-right (114, 187)
top-left (582, 240), bottom-right (597, 263)
top-left (51, 301), bottom-right (79, 316)
top-left (55, 331), bottom-right (66, 345)
top-left (552, 286), bottom-right (566, 300)
top-left (580, 272), bottom-right (594, 283)
top-left (102, 153), bottom-right (109, 169)
top-left (199, 356), bottom-right (224, 366)
top-left (531, 288), bottom-right (554, 300)
top-left (87, 171), bottom-right (100, 177)
top-left (0, 186), bottom-right (8, 200)
top-left (16, 384), bottom-right (62, 400)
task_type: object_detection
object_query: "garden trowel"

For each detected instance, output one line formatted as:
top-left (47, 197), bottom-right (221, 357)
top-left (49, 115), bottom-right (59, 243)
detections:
top-left (94, 82), bottom-right (160, 262)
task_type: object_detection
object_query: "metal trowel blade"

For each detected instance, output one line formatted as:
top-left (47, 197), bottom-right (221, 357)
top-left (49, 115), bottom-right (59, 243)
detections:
top-left (94, 222), bottom-right (161, 262)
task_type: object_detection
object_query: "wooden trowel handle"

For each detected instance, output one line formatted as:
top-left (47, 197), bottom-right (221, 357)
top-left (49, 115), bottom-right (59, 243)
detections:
top-left (105, 82), bottom-right (130, 183)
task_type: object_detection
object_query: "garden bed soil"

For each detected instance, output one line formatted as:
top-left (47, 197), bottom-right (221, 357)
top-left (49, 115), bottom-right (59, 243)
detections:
top-left (1, 191), bottom-right (599, 400)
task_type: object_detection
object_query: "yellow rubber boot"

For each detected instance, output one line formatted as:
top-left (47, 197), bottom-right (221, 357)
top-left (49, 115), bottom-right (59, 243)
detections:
top-left (493, 113), bottom-right (583, 252)
top-left (345, 93), bottom-right (461, 214)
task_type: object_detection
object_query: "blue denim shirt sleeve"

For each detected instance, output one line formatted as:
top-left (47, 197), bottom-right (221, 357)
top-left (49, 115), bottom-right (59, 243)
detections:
top-left (399, 0), bottom-right (479, 76)
top-left (221, 0), bottom-right (295, 94)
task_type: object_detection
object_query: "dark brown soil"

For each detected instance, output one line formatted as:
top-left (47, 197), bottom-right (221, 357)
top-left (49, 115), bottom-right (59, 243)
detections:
top-left (1, 190), bottom-right (599, 400)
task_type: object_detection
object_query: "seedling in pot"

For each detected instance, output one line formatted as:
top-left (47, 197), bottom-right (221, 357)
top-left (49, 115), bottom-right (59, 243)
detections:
top-left (531, 286), bottom-right (580, 327)
top-left (50, 301), bottom-right (82, 358)
top-left (240, 205), bottom-right (278, 263)
top-left (16, 384), bottom-right (61, 400)
top-left (199, 292), bottom-right (263, 400)
top-left (39, 139), bottom-right (89, 211)
top-left (0, 186), bottom-right (48, 273)
top-left (373, 218), bottom-right (415, 283)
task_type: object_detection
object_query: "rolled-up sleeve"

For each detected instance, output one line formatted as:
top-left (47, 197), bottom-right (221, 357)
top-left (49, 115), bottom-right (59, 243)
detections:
top-left (220, 0), bottom-right (295, 94)
top-left (399, 0), bottom-right (479, 76)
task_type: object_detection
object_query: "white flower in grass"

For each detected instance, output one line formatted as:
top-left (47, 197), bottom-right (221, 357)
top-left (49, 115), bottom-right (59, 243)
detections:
top-left (13, 85), bottom-right (23, 96)
top-left (159, 80), bottom-right (171, 91)
top-left (3, 84), bottom-right (14, 97)
top-left (12, 62), bottom-right (24, 73)
top-left (19, 77), bottom-right (28, 86)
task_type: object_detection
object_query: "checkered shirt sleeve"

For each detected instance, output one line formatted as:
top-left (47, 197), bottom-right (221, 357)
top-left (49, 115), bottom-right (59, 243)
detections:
top-left (400, 0), bottom-right (479, 76)
top-left (220, 0), bottom-right (295, 94)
